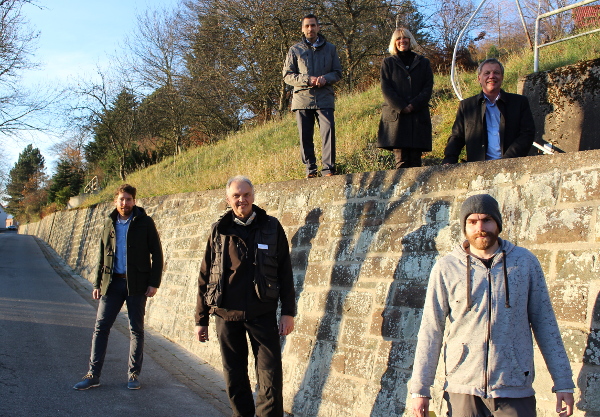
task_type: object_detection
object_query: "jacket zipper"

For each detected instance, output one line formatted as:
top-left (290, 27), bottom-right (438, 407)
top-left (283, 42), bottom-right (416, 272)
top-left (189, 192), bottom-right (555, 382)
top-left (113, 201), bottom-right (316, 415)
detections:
top-left (484, 267), bottom-right (492, 398)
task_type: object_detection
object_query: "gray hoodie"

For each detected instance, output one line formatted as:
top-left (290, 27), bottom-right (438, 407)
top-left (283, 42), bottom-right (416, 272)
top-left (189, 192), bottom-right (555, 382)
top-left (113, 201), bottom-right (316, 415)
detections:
top-left (411, 238), bottom-right (575, 398)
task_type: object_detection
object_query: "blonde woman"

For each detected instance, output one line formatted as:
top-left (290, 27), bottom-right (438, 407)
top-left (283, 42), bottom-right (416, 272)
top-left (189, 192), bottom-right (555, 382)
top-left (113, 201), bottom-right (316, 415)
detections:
top-left (377, 28), bottom-right (433, 168)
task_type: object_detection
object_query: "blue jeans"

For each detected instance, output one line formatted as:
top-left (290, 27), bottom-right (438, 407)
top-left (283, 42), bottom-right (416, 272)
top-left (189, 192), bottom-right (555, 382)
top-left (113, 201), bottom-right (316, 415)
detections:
top-left (88, 277), bottom-right (147, 377)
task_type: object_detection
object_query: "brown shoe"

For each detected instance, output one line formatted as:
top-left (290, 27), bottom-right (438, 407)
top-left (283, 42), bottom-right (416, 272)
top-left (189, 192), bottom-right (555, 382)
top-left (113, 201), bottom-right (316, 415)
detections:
top-left (307, 173), bottom-right (318, 178)
top-left (324, 173), bottom-right (334, 177)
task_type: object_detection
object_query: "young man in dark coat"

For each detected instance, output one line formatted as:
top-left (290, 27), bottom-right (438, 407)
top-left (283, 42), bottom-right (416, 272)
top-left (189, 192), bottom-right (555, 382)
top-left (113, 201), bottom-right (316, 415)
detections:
top-left (195, 176), bottom-right (296, 417)
top-left (74, 184), bottom-right (163, 390)
top-left (443, 58), bottom-right (535, 164)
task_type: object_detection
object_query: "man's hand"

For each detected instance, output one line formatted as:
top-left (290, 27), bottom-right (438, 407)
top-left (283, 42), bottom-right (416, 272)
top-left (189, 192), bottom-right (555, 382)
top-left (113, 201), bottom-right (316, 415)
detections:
top-left (195, 325), bottom-right (209, 342)
top-left (92, 289), bottom-right (101, 300)
top-left (145, 286), bottom-right (158, 297)
top-left (556, 392), bottom-right (574, 416)
top-left (308, 76), bottom-right (326, 88)
top-left (279, 315), bottom-right (294, 336)
top-left (412, 396), bottom-right (429, 417)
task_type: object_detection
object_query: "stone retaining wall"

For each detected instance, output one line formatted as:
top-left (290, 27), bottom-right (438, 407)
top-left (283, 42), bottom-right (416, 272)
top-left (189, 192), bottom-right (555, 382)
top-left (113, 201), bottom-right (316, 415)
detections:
top-left (23, 150), bottom-right (600, 416)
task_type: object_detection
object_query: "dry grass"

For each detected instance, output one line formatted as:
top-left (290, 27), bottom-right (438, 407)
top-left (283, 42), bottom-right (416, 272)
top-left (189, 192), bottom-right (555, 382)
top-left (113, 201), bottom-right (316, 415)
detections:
top-left (84, 33), bottom-right (600, 205)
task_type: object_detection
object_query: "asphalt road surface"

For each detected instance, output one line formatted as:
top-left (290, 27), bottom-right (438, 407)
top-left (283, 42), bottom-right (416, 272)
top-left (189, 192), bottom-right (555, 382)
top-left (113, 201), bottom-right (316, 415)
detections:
top-left (0, 231), bottom-right (229, 417)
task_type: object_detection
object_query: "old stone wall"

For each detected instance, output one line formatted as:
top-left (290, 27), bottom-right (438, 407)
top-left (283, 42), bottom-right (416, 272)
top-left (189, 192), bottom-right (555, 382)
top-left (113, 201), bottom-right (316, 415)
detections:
top-left (23, 150), bottom-right (600, 416)
top-left (521, 58), bottom-right (600, 154)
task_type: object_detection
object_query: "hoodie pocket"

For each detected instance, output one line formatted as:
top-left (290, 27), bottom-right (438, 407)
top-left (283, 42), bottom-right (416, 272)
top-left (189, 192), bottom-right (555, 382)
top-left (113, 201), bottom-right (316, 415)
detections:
top-left (445, 343), bottom-right (469, 377)
top-left (488, 342), bottom-right (530, 389)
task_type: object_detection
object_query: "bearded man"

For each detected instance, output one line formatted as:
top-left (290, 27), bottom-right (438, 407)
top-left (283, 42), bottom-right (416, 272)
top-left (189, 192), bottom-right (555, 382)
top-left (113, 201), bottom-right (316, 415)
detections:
top-left (410, 194), bottom-right (575, 417)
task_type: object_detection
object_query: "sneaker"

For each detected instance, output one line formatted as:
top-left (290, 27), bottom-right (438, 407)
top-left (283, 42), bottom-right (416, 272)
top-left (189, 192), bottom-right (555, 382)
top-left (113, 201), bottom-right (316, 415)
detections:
top-left (306, 173), bottom-right (318, 179)
top-left (73, 373), bottom-right (100, 390)
top-left (127, 373), bottom-right (141, 390)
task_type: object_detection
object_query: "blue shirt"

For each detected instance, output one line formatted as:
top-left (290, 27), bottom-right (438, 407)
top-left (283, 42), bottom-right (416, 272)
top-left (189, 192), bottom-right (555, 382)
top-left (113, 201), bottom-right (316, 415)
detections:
top-left (484, 94), bottom-right (501, 160)
top-left (114, 215), bottom-right (131, 274)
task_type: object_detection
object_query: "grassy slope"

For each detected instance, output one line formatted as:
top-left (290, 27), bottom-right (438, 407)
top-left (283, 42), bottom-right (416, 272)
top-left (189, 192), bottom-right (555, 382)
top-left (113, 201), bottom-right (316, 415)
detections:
top-left (84, 34), bottom-right (600, 205)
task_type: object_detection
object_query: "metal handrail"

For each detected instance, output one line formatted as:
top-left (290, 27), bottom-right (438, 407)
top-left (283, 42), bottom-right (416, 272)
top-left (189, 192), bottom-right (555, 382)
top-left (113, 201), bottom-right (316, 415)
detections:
top-left (84, 176), bottom-right (99, 194)
top-left (534, 0), bottom-right (600, 72)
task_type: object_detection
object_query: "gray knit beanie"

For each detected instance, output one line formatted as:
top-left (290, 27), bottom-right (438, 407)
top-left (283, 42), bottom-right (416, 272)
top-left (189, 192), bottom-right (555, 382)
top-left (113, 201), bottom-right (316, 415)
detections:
top-left (460, 194), bottom-right (502, 233)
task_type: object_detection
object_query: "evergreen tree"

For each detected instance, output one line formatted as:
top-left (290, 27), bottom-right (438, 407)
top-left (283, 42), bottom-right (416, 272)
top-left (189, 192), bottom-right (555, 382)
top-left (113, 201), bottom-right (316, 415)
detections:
top-left (47, 159), bottom-right (85, 207)
top-left (5, 144), bottom-right (45, 219)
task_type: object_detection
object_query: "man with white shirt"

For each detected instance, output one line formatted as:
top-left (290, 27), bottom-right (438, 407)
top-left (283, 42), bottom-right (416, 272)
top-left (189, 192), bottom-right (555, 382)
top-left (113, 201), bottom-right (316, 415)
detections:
top-left (443, 59), bottom-right (535, 164)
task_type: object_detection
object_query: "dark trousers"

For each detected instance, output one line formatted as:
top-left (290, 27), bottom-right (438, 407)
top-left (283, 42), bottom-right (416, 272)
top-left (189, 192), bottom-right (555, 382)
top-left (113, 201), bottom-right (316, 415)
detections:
top-left (393, 148), bottom-right (422, 169)
top-left (445, 392), bottom-right (537, 417)
top-left (88, 277), bottom-right (147, 377)
top-left (295, 108), bottom-right (336, 175)
top-left (215, 314), bottom-right (283, 417)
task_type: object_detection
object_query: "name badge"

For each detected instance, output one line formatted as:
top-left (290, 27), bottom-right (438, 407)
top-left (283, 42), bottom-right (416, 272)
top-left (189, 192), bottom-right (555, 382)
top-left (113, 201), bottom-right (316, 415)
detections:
top-left (258, 244), bottom-right (268, 250)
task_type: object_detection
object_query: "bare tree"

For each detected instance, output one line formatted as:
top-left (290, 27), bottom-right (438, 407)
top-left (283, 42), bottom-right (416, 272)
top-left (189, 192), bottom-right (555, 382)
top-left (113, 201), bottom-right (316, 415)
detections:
top-left (305, 0), bottom-right (402, 88)
top-left (0, 0), bottom-right (61, 137)
top-left (70, 70), bottom-right (139, 181)
top-left (121, 8), bottom-right (191, 155)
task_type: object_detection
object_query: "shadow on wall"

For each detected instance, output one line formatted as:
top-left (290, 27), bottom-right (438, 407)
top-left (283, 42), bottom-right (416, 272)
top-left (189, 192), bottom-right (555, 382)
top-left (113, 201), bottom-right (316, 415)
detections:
top-left (285, 208), bottom-right (324, 351)
top-left (291, 167), bottom-right (438, 416)
top-left (370, 200), bottom-right (451, 417)
top-left (577, 289), bottom-right (600, 415)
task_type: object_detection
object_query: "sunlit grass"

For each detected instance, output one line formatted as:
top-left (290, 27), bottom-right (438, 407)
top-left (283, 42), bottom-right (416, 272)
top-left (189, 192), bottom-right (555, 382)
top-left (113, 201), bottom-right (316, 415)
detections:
top-left (84, 33), bottom-right (600, 205)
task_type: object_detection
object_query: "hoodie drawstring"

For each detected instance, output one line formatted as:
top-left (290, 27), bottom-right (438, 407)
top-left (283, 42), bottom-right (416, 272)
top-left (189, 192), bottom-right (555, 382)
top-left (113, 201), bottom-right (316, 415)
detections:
top-left (466, 255), bottom-right (472, 311)
top-left (502, 250), bottom-right (510, 308)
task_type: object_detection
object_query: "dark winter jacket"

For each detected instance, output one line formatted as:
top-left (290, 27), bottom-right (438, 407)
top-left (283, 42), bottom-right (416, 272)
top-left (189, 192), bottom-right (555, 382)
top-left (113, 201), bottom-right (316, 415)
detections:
top-left (443, 90), bottom-right (535, 164)
top-left (195, 205), bottom-right (296, 326)
top-left (377, 53), bottom-right (434, 151)
top-left (283, 34), bottom-right (342, 110)
top-left (95, 206), bottom-right (163, 296)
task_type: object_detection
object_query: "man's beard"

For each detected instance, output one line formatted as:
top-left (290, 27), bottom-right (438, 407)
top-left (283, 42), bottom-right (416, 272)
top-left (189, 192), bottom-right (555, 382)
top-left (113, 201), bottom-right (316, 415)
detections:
top-left (467, 231), bottom-right (499, 251)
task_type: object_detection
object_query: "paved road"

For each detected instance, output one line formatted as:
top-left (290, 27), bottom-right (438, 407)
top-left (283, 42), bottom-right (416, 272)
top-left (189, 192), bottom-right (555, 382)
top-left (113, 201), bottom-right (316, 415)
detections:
top-left (0, 231), bottom-right (229, 417)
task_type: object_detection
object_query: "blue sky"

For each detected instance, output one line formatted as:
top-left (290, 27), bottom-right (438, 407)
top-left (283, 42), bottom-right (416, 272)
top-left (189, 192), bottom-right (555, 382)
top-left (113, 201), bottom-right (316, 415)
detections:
top-left (5, 0), bottom-right (182, 168)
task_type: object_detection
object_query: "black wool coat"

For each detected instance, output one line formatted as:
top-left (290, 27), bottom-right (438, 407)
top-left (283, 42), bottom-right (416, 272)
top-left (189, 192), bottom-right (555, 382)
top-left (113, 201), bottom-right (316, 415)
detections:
top-left (377, 53), bottom-right (434, 151)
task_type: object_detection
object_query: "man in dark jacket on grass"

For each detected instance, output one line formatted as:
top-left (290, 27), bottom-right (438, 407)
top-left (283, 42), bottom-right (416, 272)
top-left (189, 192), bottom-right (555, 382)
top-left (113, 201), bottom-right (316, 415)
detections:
top-left (443, 58), bottom-right (535, 164)
top-left (195, 175), bottom-right (296, 417)
top-left (74, 184), bottom-right (163, 391)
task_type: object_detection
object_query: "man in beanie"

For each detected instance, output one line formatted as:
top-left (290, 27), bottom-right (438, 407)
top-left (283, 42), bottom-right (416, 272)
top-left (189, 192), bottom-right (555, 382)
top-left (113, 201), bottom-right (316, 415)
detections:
top-left (410, 194), bottom-right (575, 417)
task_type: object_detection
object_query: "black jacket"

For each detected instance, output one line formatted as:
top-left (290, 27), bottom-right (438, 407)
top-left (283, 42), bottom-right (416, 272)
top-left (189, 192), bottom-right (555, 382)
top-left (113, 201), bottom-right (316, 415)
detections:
top-left (195, 205), bottom-right (296, 326)
top-left (95, 206), bottom-right (163, 296)
top-left (377, 53), bottom-right (434, 151)
top-left (443, 90), bottom-right (535, 164)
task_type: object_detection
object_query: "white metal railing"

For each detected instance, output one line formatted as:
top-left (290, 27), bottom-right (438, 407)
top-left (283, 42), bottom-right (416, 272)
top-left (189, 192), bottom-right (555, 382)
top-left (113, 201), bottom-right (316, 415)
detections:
top-left (534, 0), bottom-right (600, 72)
top-left (84, 176), bottom-right (99, 194)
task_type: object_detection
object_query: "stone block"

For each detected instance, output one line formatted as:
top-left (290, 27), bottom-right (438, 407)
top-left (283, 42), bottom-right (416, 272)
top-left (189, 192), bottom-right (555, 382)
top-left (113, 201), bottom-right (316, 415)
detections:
top-left (331, 264), bottom-right (360, 287)
top-left (581, 372), bottom-right (600, 411)
top-left (379, 307), bottom-right (422, 340)
top-left (560, 169), bottom-right (600, 203)
top-left (583, 329), bottom-right (600, 366)
top-left (519, 206), bottom-right (592, 244)
top-left (304, 264), bottom-right (333, 287)
top-left (340, 318), bottom-right (370, 347)
top-left (556, 250), bottom-right (600, 282)
top-left (341, 291), bottom-right (373, 317)
top-left (560, 327), bottom-right (589, 363)
top-left (549, 283), bottom-right (588, 322)
top-left (390, 281), bottom-right (427, 308)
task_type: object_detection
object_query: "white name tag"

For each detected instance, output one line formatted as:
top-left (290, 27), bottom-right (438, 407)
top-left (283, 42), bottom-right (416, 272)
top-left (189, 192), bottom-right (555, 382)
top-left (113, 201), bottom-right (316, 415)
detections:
top-left (257, 244), bottom-right (268, 250)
